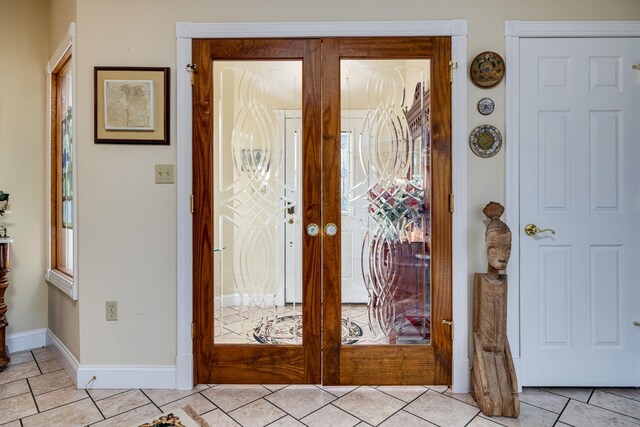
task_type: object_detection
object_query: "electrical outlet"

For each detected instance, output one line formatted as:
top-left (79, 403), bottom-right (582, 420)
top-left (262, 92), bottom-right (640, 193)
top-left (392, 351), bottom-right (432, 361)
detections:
top-left (106, 301), bottom-right (118, 321)
top-left (155, 164), bottom-right (175, 184)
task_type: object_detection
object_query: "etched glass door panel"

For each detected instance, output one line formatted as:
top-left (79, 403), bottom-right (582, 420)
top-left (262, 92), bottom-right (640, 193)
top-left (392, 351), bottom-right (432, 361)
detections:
top-left (341, 59), bottom-right (431, 346)
top-left (212, 60), bottom-right (303, 345)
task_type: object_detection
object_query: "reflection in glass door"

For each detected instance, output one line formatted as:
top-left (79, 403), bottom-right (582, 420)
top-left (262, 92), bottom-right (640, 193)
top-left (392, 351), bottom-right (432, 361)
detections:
top-left (341, 60), bottom-right (432, 346)
top-left (212, 61), bottom-right (304, 345)
top-left (192, 38), bottom-right (322, 384)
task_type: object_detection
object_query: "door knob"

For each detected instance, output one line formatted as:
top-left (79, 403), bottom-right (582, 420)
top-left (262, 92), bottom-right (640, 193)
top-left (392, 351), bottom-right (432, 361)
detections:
top-left (524, 224), bottom-right (556, 236)
top-left (324, 223), bottom-right (338, 237)
top-left (634, 321), bottom-right (640, 327)
top-left (306, 223), bottom-right (320, 237)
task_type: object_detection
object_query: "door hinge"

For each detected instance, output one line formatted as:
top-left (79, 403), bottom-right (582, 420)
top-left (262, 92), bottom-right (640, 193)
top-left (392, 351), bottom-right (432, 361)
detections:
top-left (449, 61), bottom-right (458, 83)
top-left (191, 322), bottom-right (195, 339)
top-left (186, 63), bottom-right (197, 85)
top-left (449, 193), bottom-right (455, 213)
top-left (190, 194), bottom-right (194, 214)
top-left (442, 319), bottom-right (454, 340)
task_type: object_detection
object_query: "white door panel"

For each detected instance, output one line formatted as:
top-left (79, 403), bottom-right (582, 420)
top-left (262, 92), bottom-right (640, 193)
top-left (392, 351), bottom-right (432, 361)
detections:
top-left (520, 38), bottom-right (640, 385)
top-left (284, 115), bottom-right (369, 304)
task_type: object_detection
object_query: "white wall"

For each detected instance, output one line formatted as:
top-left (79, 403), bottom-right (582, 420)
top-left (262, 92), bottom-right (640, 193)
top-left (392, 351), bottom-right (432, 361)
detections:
top-left (70, 0), bottom-right (640, 367)
top-left (0, 0), bottom-right (49, 336)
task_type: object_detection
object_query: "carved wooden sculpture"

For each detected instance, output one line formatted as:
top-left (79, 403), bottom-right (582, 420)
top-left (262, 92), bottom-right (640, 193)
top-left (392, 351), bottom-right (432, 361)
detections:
top-left (471, 202), bottom-right (520, 417)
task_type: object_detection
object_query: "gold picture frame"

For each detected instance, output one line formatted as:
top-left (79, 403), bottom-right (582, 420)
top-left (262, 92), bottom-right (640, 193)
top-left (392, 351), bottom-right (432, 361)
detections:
top-left (94, 67), bottom-right (170, 145)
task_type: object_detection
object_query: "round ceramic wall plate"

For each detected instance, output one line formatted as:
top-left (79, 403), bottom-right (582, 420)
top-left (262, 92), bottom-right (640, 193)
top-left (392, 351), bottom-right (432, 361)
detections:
top-left (478, 97), bottom-right (495, 115)
top-left (470, 51), bottom-right (505, 88)
top-left (469, 125), bottom-right (502, 158)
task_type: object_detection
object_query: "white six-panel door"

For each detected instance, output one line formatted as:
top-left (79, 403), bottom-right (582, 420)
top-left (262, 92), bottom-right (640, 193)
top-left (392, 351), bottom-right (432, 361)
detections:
top-left (520, 38), bottom-right (640, 385)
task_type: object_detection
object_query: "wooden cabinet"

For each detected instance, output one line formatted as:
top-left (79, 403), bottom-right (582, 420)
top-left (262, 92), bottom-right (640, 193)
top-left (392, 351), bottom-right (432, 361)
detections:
top-left (0, 238), bottom-right (12, 370)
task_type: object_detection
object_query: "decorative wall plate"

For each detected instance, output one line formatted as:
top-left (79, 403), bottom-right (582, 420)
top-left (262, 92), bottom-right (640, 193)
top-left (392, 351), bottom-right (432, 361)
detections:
top-left (469, 125), bottom-right (502, 158)
top-left (470, 51), bottom-right (505, 88)
top-left (477, 97), bottom-right (495, 115)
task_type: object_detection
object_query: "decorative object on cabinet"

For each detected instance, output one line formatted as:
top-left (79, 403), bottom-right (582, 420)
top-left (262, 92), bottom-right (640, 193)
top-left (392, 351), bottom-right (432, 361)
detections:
top-left (471, 202), bottom-right (520, 417)
top-left (469, 125), bottom-right (502, 158)
top-left (477, 97), bottom-right (495, 115)
top-left (0, 191), bottom-right (9, 238)
top-left (470, 51), bottom-right (505, 88)
top-left (94, 67), bottom-right (170, 145)
top-left (0, 237), bottom-right (12, 370)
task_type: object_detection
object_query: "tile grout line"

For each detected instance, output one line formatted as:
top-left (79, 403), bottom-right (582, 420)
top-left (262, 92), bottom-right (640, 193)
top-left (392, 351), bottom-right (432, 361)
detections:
top-left (517, 399), bottom-right (566, 416)
top-left (263, 413), bottom-right (291, 426)
top-left (540, 388), bottom-right (594, 403)
top-left (587, 388), bottom-right (595, 404)
top-left (580, 400), bottom-right (640, 421)
top-left (85, 390), bottom-right (108, 425)
top-left (25, 369), bottom-right (40, 415)
top-left (86, 388), bottom-right (130, 404)
top-left (598, 388), bottom-right (640, 404)
top-left (209, 388), bottom-right (278, 418)
top-left (553, 396), bottom-right (572, 426)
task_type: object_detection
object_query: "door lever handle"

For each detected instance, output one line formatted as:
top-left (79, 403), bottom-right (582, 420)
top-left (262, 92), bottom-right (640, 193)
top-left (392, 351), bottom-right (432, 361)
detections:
top-left (524, 224), bottom-right (556, 236)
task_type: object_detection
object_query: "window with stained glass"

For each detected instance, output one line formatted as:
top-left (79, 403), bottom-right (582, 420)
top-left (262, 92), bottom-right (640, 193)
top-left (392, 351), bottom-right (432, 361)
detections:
top-left (52, 56), bottom-right (73, 275)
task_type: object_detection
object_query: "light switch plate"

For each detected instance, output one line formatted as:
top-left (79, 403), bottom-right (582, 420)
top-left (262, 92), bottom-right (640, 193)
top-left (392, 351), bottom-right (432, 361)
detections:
top-left (155, 164), bottom-right (175, 184)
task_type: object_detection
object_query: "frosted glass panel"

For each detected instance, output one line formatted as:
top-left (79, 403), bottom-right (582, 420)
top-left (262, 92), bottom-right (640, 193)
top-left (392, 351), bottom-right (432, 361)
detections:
top-left (341, 59), bottom-right (431, 345)
top-left (212, 61), bottom-right (303, 345)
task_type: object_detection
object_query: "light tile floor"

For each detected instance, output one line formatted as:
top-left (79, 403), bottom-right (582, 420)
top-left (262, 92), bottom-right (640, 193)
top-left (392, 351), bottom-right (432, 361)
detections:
top-left (1, 347), bottom-right (639, 426)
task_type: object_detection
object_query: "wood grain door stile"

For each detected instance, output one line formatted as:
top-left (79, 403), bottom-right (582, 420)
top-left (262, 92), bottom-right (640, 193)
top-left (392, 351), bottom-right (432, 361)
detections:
top-left (322, 37), bottom-right (452, 385)
top-left (193, 36), bottom-right (452, 386)
top-left (192, 38), bottom-right (322, 384)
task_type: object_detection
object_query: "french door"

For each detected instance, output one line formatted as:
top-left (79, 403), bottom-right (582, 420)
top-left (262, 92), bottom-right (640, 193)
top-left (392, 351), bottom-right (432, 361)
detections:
top-left (193, 37), bottom-right (452, 385)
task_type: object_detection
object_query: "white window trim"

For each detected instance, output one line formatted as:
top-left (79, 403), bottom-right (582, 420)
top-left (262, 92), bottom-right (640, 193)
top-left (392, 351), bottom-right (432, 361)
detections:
top-left (175, 20), bottom-right (468, 391)
top-left (45, 22), bottom-right (78, 300)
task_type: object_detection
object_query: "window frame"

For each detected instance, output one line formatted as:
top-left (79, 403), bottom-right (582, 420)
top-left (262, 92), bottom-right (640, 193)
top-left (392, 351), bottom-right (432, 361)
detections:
top-left (46, 23), bottom-right (78, 299)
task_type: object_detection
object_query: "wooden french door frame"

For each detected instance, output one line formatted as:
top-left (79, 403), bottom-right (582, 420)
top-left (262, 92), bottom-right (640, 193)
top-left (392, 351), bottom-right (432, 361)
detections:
top-left (192, 38), bottom-right (322, 384)
top-left (321, 37), bottom-right (453, 385)
top-left (192, 36), bottom-right (453, 386)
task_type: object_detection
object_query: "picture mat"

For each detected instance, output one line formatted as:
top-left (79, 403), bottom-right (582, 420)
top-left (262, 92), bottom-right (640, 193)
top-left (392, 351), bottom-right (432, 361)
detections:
top-left (96, 69), bottom-right (165, 141)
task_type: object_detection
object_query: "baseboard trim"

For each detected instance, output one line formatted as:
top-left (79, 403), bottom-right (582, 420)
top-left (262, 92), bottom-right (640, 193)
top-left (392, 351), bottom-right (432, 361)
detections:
top-left (6, 328), bottom-right (47, 353)
top-left (77, 365), bottom-right (176, 389)
top-left (44, 329), bottom-right (176, 389)
top-left (46, 329), bottom-right (80, 387)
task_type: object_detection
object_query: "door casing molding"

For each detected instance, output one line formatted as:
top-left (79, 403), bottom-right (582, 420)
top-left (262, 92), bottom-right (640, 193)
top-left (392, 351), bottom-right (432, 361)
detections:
top-left (504, 20), bottom-right (640, 384)
top-left (176, 20), bottom-right (468, 391)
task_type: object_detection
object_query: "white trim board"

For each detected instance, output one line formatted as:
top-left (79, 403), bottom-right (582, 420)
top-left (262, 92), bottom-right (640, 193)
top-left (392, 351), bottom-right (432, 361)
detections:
top-left (46, 329), bottom-right (80, 387)
top-left (45, 329), bottom-right (176, 389)
top-left (45, 22), bottom-right (79, 300)
top-left (6, 329), bottom-right (47, 354)
top-left (504, 20), bottom-right (640, 386)
top-left (77, 365), bottom-right (176, 390)
top-left (176, 20), bottom-right (469, 392)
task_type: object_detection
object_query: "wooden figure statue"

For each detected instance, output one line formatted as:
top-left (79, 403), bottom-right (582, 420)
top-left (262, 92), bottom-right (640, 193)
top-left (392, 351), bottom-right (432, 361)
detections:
top-left (471, 202), bottom-right (520, 417)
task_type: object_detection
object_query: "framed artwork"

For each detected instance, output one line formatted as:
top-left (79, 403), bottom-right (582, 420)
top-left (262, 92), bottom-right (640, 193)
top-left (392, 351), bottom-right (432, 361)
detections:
top-left (94, 67), bottom-right (170, 144)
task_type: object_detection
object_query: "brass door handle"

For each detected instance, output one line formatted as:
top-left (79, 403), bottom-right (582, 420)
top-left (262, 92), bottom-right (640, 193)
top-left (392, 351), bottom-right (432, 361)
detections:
top-left (524, 224), bottom-right (556, 236)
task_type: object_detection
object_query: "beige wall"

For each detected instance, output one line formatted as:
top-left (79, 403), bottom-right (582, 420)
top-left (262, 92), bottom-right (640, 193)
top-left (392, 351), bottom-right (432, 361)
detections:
top-left (49, 0), bottom-right (75, 54)
top-left (70, 0), bottom-right (639, 366)
top-left (0, 0), bottom-right (49, 336)
top-left (46, 0), bottom-right (80, 360)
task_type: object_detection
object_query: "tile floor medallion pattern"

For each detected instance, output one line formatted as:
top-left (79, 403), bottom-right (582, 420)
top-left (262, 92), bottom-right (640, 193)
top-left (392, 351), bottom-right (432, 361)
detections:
top-left (1, 347), bottom-right (639, 426)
